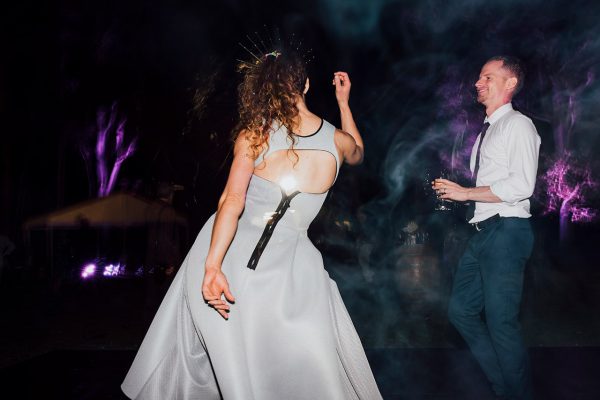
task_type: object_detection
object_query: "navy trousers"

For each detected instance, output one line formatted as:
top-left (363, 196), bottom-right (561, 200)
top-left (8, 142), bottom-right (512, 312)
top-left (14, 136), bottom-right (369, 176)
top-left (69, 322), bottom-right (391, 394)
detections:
top-left (448, 217), bottom-right (534, 400)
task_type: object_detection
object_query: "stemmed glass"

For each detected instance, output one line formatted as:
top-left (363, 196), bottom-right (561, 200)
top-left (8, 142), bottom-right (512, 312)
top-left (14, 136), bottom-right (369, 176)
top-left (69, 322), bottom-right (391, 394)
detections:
top-left (426, 170), bottom-right (453, 211)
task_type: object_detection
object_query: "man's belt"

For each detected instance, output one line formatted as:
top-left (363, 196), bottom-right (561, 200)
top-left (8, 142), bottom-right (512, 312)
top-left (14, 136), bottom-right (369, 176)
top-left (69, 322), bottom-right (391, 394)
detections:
top-left (471, 214), bottom-right (501, 232)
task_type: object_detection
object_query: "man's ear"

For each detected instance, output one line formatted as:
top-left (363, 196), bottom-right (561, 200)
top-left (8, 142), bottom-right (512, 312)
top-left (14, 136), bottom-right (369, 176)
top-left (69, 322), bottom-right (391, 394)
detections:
top-left (506, 76), bottom-right (518, 92)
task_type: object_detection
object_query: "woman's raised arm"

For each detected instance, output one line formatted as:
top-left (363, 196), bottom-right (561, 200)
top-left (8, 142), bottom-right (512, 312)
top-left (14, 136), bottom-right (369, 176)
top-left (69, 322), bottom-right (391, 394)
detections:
top-left (332, 72), bottom-right (364, 165)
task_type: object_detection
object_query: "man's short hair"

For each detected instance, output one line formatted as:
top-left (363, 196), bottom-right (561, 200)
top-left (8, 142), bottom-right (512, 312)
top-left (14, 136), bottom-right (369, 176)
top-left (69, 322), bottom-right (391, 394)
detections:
top-left (487, 55), bottom-right (525, 95)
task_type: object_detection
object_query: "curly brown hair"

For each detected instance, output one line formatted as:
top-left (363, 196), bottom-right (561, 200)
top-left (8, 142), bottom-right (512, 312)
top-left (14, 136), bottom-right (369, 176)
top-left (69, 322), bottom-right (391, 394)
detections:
top-left (234, 51), bottom-right (307, 160)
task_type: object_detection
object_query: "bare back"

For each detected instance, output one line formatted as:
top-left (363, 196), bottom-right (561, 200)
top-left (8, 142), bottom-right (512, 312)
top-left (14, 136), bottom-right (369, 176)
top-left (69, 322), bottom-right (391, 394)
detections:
top-left (253, 116), bottom-right (340, 195)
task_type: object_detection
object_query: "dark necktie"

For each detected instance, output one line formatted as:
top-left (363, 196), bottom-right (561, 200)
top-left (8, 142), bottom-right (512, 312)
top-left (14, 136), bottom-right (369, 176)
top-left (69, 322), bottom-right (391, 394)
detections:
top-left (466, 122), bottom-right (490, 221)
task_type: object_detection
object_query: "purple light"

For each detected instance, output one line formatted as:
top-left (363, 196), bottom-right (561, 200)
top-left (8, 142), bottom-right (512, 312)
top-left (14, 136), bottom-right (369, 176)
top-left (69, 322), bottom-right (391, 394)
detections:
top-left (93, 103), bottom-right (137, 197)
top-left (96, 107), bottom-right (113, 197)
top-left (103, 263), bottom-right (123, 277)
top-left (106, 120), bottom-right (137, 196)
top-left (543, 48), bottom-right (597, 241)
top-left (571, 207), bottom-right (596, 223)
top-left (541, 153), bottom-right (598, 239)
top-left (81, 263), bottom-right (97, 279)
top-left (436, 70), bottom-right (482, 182)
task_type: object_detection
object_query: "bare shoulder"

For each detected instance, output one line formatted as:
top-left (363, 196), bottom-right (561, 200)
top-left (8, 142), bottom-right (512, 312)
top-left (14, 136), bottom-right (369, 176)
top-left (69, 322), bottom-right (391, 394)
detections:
top-left (233, 130), bottom-right (255, 158)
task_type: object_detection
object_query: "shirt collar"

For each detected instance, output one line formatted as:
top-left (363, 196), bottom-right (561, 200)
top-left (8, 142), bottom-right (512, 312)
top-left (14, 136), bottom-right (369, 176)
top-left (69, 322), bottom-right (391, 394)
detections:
top-left (484, 103), bottom-right (513, 125)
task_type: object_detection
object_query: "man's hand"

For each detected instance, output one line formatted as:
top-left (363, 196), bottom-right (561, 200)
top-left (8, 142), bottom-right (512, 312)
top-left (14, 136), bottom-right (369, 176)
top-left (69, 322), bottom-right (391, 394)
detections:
top-left (332, 71), bottom-right (351, 105)
top-left (432, 178), bottom-right (470, 202)
top-left (202, 266), bottom-right (235, 320)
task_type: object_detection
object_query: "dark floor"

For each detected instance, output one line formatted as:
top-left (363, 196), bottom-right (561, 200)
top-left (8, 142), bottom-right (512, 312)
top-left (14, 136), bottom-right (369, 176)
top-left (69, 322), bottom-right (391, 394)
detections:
top-left (1, 228), bottom-right (599, 399)
top-left (1, 347), bottom-right (599, 399)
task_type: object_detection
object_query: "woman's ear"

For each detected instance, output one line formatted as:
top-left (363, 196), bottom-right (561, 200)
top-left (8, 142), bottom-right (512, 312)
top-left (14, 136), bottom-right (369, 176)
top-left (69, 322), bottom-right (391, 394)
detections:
top-left (303, 78), bottom-right (310, 95)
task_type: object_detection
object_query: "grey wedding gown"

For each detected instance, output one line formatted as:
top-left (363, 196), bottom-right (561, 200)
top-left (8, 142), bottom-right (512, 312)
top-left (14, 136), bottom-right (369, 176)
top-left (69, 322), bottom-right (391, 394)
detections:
top-left (121, 119), bottom-right (383, 400)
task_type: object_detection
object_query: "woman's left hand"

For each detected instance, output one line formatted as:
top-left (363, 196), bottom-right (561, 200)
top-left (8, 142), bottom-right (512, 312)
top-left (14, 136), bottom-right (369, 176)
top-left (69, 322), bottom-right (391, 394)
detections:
top-left (202, 266), bottom-right (235, 320)
top-left (332, 71), bottom-right (351, 105)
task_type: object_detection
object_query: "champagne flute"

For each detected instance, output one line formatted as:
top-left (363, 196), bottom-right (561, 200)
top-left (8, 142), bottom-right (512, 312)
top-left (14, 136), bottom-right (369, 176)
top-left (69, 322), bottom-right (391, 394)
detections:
top-left (433, 170), bottom-right (453, 211)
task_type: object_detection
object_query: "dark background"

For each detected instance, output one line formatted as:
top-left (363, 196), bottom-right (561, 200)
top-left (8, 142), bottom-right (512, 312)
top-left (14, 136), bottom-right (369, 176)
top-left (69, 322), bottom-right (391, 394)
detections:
top-left (1, 0), bottom-right (599, 399)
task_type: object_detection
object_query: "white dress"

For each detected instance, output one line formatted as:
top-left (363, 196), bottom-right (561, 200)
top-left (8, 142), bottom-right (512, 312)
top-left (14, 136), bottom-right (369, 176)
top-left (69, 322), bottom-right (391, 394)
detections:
top-left (122, 119), bottom-right (383, 399)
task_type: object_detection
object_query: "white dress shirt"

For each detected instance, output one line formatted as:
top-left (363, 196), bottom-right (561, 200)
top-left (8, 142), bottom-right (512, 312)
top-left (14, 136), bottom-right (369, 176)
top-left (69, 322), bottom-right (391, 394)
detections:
top-left (469, 103), bottom-right (541, 223)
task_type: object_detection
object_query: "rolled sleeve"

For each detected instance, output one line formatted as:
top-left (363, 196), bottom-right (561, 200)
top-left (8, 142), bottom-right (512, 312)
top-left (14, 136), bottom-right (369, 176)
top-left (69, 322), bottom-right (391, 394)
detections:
top-left (489, 116), bottom-right (541, 204)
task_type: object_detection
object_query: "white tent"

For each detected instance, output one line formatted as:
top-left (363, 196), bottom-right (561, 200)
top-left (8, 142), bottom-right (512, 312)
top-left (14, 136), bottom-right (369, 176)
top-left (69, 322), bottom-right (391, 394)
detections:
top-left (23, 192), bottom-right (189, 276)
top-left (24, 192), bottom-right (188, 229)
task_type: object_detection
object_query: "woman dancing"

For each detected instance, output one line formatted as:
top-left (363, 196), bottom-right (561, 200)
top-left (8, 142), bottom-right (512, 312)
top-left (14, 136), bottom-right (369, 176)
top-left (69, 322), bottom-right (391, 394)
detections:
top-left (122, 48), bottom-right (382, 400)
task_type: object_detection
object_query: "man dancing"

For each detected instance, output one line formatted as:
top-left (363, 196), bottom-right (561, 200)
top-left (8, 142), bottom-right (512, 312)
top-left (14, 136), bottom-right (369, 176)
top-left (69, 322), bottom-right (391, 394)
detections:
top-left (433, 56), bottom-right (541, 399)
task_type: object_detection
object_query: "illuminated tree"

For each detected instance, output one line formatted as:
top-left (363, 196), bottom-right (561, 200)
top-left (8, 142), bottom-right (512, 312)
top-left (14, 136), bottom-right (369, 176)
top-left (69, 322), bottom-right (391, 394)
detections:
top-left (541, 153), bottom-right (597, 240)
top-left (80, 103), bottom-right (137, 197)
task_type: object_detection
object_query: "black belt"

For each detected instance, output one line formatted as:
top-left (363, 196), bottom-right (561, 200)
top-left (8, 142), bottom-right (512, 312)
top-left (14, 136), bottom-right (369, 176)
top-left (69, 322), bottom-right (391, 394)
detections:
top-left (471, 214), bottom-right (501, 231)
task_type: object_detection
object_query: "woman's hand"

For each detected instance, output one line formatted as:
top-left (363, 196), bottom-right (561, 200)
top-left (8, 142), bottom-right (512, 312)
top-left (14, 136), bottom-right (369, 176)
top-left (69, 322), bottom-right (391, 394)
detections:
top-left (202, 266), bottom-right (235, 320)
top-left (332, 71), bottom-right (351, 106)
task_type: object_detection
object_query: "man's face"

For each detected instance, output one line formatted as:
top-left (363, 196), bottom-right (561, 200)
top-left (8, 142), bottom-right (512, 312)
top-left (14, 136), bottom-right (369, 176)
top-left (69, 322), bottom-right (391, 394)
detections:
top-left (475, 60), bottom-right (514, 108)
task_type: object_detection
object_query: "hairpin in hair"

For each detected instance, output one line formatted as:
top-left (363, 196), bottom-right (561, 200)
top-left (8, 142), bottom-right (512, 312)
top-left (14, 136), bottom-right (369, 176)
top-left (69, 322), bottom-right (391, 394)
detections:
top-left (237, 27), bottom-right (313, 70)
top-left (264, 51), bottom-right (282, 59)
